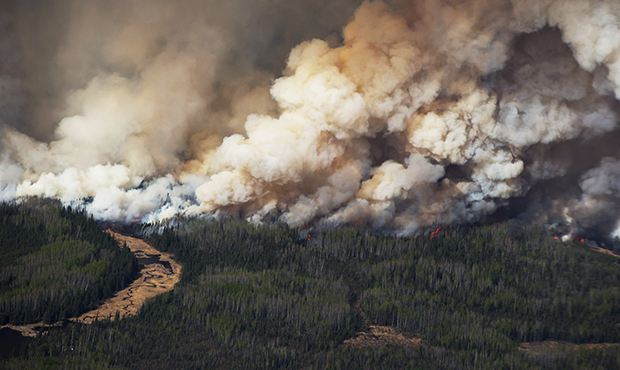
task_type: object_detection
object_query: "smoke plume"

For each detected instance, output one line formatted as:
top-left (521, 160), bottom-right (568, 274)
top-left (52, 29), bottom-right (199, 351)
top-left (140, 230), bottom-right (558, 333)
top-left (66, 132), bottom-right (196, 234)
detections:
top-left (1, 0), bottom-right (620, 238)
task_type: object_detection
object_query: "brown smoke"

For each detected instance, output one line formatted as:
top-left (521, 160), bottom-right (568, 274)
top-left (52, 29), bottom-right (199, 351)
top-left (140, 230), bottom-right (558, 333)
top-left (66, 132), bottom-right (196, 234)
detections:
top-left (1, 0), bottom-right (619, 238)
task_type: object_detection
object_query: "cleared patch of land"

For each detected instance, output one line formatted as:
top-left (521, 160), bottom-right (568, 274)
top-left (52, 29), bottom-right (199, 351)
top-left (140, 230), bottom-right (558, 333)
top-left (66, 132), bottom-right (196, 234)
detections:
top-left (72, 230), bottom-right (182, 324)
top-left (590, 246), bottom-right (620, 259)
top-left (343, 325), bottom-right (423, 349)
top-left (0, 322), bottom-right (63, 338)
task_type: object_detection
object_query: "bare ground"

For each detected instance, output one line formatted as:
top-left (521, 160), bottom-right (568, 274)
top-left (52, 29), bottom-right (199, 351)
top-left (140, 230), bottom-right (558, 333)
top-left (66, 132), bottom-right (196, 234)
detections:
top-left (589, 246), bottom-right (620, 259)
top-left (0, 322), bottom-right (64, 338)
top-left (343, 325), bottom-right (423, 349)
top-left (72, 230), bottom-right (182, 324)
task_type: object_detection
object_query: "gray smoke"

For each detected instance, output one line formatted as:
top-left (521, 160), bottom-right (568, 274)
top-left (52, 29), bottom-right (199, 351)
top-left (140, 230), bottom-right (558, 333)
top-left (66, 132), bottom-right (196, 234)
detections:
top-left (1, 0), bottom-right (619, 238)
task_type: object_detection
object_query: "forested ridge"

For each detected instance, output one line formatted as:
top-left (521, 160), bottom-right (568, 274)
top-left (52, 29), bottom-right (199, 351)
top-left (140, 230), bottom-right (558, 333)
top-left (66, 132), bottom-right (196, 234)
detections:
top-left (2, 215), bottom-right (619, 369)
top-left (0, 199), bottom-right (137, 324)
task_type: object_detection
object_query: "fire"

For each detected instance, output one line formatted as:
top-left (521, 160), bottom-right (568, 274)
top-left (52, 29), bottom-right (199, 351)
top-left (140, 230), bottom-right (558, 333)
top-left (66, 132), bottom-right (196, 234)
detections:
top-left (429, 226), bottom-right (443, 240)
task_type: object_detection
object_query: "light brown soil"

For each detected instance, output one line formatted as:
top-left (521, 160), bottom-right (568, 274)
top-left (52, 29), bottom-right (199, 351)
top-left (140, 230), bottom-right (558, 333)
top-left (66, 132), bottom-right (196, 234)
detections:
top-left (72, 230), bottom-right (182, 324)
top-left (1, 230), bottom-right (182, 336)
top-left (589, 246), bottom-right (620, 259)
top-left (343, 325), bottom-right (423, 349)
top-left (0, 322), bottom-right (64, 338)
top-left (519, 341), bottom-right (620, 355)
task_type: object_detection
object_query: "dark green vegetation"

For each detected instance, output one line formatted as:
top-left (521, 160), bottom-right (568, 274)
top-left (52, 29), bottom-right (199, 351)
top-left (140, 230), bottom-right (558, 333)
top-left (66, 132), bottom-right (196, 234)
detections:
top-left (0, 199), bottom-right (136, 324)
top-left (2, 216), bottom-right (620, 369)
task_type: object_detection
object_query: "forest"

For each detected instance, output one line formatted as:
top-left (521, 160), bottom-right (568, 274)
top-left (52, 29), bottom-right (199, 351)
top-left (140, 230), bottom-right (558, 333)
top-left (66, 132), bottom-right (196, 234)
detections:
top-left (0, 199), bottom-right (136, 324)
top-left (1, 204), bottom-right (620, 369)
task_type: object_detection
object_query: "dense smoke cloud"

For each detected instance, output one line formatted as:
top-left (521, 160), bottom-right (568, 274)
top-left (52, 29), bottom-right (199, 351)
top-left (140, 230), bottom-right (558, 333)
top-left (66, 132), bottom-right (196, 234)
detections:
top-left (1, 0), bottom-right (619, 239)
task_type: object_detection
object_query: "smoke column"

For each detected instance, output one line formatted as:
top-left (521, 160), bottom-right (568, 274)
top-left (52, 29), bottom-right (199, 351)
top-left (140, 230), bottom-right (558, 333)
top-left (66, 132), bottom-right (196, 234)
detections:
top-left (1, 0), bottom-right (620, 239)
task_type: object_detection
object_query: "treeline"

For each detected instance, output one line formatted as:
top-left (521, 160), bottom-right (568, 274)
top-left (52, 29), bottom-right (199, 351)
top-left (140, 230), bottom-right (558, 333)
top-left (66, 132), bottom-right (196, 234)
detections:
top-left (0, 199), bottom-right (137, 324)
top-left (2, 217), bottom-right (620, 369)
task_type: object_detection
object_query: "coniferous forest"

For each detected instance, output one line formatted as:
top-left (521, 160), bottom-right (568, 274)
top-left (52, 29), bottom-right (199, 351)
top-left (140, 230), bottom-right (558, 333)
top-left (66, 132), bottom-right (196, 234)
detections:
top-left (1, 202), bottom-right (620, 369)
top-left (0, 199), bottom-right (137, 324)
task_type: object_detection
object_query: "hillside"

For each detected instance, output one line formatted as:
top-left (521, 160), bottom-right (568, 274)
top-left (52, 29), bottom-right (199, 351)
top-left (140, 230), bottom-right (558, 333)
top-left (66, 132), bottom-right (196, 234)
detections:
top-left (0, 199), bottom-right (137, 325)
top-left (2, 217), bottom-right (619, 369)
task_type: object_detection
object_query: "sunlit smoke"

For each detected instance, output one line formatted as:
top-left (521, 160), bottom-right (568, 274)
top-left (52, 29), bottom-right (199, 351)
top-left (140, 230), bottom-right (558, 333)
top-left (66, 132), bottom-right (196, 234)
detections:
top-left (1, 0), bottom-right (619, 237)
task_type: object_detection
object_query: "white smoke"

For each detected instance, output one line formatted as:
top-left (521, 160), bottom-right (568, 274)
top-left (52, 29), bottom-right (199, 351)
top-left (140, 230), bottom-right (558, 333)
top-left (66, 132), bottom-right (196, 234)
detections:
top-left (564, 158), bottom-right (620, 236)
top-left (1, 0), bottom-right (620, 237)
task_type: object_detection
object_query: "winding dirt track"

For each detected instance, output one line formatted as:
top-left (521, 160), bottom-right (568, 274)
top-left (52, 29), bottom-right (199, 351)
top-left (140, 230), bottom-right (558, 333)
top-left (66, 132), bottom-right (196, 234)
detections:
top-left (1, 230), bottom-right (182, 336)
top-left (72, 230), bottom-right (182, 324)
top-left (589, 246), bottom-right (620, 259)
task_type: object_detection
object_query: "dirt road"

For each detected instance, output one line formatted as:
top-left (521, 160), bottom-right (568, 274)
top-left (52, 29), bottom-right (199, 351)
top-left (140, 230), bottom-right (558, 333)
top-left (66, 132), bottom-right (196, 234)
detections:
top-left (72, 230), bottom-right (182, 324)
top-left (1, 230), bottom-right (182, 336)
